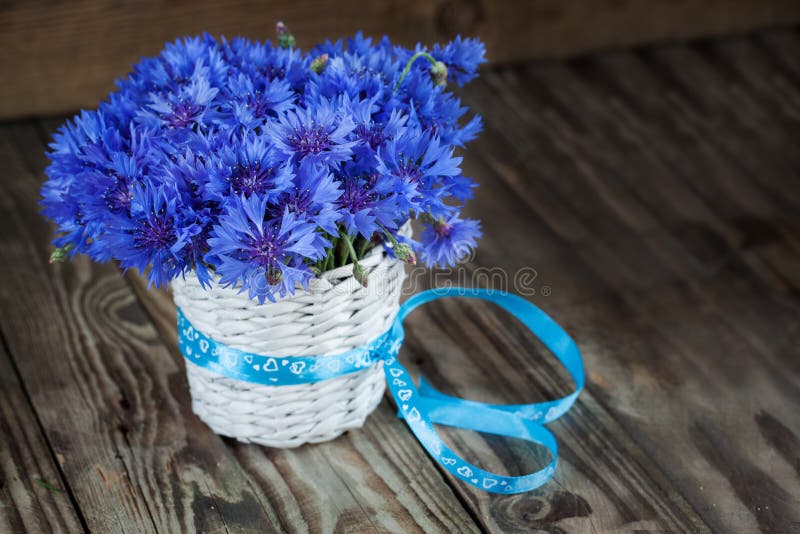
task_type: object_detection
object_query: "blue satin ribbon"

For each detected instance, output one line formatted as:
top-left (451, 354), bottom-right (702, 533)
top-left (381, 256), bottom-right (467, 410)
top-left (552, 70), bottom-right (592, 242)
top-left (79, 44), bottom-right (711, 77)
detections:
top-left (178, 287), bottom-right (584, 494)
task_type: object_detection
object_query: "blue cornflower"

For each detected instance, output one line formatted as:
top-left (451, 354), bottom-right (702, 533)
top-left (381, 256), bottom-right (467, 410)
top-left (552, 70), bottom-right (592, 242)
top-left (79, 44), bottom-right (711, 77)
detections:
top-left (88, 126), bottom-right (158, 219)
top-left (163, 147), bottom-right (214, 207)
top-left (208, 195), bottom-right (324, 303)
top-left (42, 111), bottom-right (143, 257)
top-left (336, 163), bottom-right (400, 238)
top-left (207, 134), bottom-right (293, 200)
top-left (270, 161), bottom-right (341, 235)
top-left (375, 130), bottom-right (462, 216)
top-left (269, 99), bottom-right (357, 167)
top-left (114, 36), bottom-right (226, 111)
top-left (216, 73), bottom-right (295, 131)
top-left (306, 53), bottom-right (384, 103)
top-left (103, 183), bottom-right (183, 287)
top-left (420, 215), bottom-right (481, 268)
top-left (224, 37), bottom-right (309, 90)
top-left (309, 33), bottom-right (400, 101)
top-left (346, 97), bottom-right (407, 160)
top-left (431, 36), bottom-right (486, 86)
top-left (138, 72), bottom-right (219, 136)
top-left (401, 79), bottom-right (482, 147)
top-left (160, 35), bottom-right (228, 88)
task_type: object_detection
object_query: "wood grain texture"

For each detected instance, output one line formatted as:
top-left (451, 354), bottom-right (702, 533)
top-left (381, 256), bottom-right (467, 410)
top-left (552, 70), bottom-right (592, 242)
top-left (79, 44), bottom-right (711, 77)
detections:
top-left (2, 0), bottom-right (800, 118)
top-left (451, 36), bottom-right (800, 531)
top-left (0, 341), bottom-right (84, 533)
top-left (1, 28), bottom-right (799, 534)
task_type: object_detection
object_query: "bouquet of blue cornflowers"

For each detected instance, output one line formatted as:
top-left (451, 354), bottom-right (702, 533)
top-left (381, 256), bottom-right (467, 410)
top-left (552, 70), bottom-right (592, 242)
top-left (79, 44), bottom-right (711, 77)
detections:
top-left (41, 23), bottom-right (485, 304)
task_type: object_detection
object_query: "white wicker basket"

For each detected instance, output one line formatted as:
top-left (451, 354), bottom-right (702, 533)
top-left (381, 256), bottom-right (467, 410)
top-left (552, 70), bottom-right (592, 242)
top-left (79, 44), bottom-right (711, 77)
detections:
top-left (171, 242), bottom-right (407, 448)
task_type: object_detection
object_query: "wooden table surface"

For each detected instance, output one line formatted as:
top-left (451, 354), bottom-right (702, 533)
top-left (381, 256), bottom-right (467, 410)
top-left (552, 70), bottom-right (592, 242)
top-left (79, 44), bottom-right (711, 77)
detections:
top-left (1, 29), bottom-right (799, 534)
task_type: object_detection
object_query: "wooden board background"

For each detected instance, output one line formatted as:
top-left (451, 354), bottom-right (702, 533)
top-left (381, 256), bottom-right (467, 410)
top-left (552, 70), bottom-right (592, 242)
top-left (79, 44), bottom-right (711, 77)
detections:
top-left (1, 27), bottom-right (799, 533)
top-left (1, 0), bottom-right (800, 119)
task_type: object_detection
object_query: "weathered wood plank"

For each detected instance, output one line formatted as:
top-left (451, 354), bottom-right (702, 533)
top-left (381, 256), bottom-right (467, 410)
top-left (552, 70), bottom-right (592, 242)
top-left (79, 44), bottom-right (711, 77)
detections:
top-left (451, 41), bottom-right (800, 532)
top-left (567, 40), bottom-right (800, 294)
top-left (648, 43), bottom-right (800, 216)
top-left (2, 0), bottom-right (800, 118)
top-left (760, 29), bottom-right (800, 80)
top-left (586, 46), bottom-right (800, 533)
top-left (5, 28), bottom-right (799, 533)
top-left (0, 341), bottom-right (85, 533)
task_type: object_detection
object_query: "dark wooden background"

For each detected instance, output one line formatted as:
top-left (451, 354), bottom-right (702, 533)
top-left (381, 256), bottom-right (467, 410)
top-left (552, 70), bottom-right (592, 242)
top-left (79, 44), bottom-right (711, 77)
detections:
top-left (2, 0), bottom-right (800, 119)
top-left (1, 10), bottom-right (799, 534)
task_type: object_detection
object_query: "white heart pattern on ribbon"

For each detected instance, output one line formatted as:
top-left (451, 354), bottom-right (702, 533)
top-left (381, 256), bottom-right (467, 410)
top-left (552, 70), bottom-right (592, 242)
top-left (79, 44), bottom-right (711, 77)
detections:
top-left (457, 466), bottom-right (473, 478)
top-left (406, 407), bottom-right (421, 423)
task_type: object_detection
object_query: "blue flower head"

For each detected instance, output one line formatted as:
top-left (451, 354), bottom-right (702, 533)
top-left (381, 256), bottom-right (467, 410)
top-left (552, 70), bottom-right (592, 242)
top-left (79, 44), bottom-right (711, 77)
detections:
top-left (376, 130), bottom-right (463, 216)
top-left (207, 133), bottom-right (293, 200)
top-left (420, 215), bottom-right (482, 268)
top-left (224, 37), bottom-right (309, 89)
top-left (271, 161), bottom-right (341, 236)
top-left (138, 72), bottom-right (219, 139)
top-left (216, 73), bottom-right (295, 131)
top-left (208, 195), bottom-right (324, 303)
top-left (103, 183), bottom-right (183, 287)
top-left (431, 36), bottom-right (486, 86)
top-left (346, 97), bottom-right (407, 160)
top-left (269, 99), bottom-right (357, 167)
top-left (161, 35), bottom-right (228, 87)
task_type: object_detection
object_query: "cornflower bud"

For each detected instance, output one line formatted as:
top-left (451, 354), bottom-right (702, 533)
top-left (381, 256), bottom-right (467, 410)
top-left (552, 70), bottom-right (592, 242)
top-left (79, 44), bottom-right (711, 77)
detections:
top-left (310, 53), bottom-right (329, 74)
top-left (393, 243), bottom-right (417, 264)
top-left (430, 61), bottom-right (448, 87)
top-left (353, 262), bottom-right (369, 287)
top-left (49, 244), bottom-right (72, 263)
top-left (276, 21), bottom-right (295, 49)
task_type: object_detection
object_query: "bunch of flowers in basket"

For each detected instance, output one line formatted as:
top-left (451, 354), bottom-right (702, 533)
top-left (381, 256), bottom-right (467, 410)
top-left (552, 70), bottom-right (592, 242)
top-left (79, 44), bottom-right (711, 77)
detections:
top-left (41, 23), bottom-right (485, 303)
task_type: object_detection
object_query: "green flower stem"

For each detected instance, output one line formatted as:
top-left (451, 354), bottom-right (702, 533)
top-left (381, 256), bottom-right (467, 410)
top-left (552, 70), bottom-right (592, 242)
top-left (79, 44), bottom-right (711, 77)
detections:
top-left (395, 51), bottom-right (438, 91)
top-left (340, 230), bottom-right (369, 286)
top-left (358, 237), bottom-right (372, 258)
top-left (337, 236), bottom-right (348, 267)
top-left (325, 237), bottom-right (338, 271)
top-left (340, 231), bottom-right (359, 263)
top-left (379, 224), bottom-right (400, 245)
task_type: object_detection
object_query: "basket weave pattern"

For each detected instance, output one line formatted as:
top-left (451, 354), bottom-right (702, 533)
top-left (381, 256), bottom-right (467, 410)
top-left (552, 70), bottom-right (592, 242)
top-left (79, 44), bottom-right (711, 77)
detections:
top-left (172, 244), bottom-right (406, 447)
